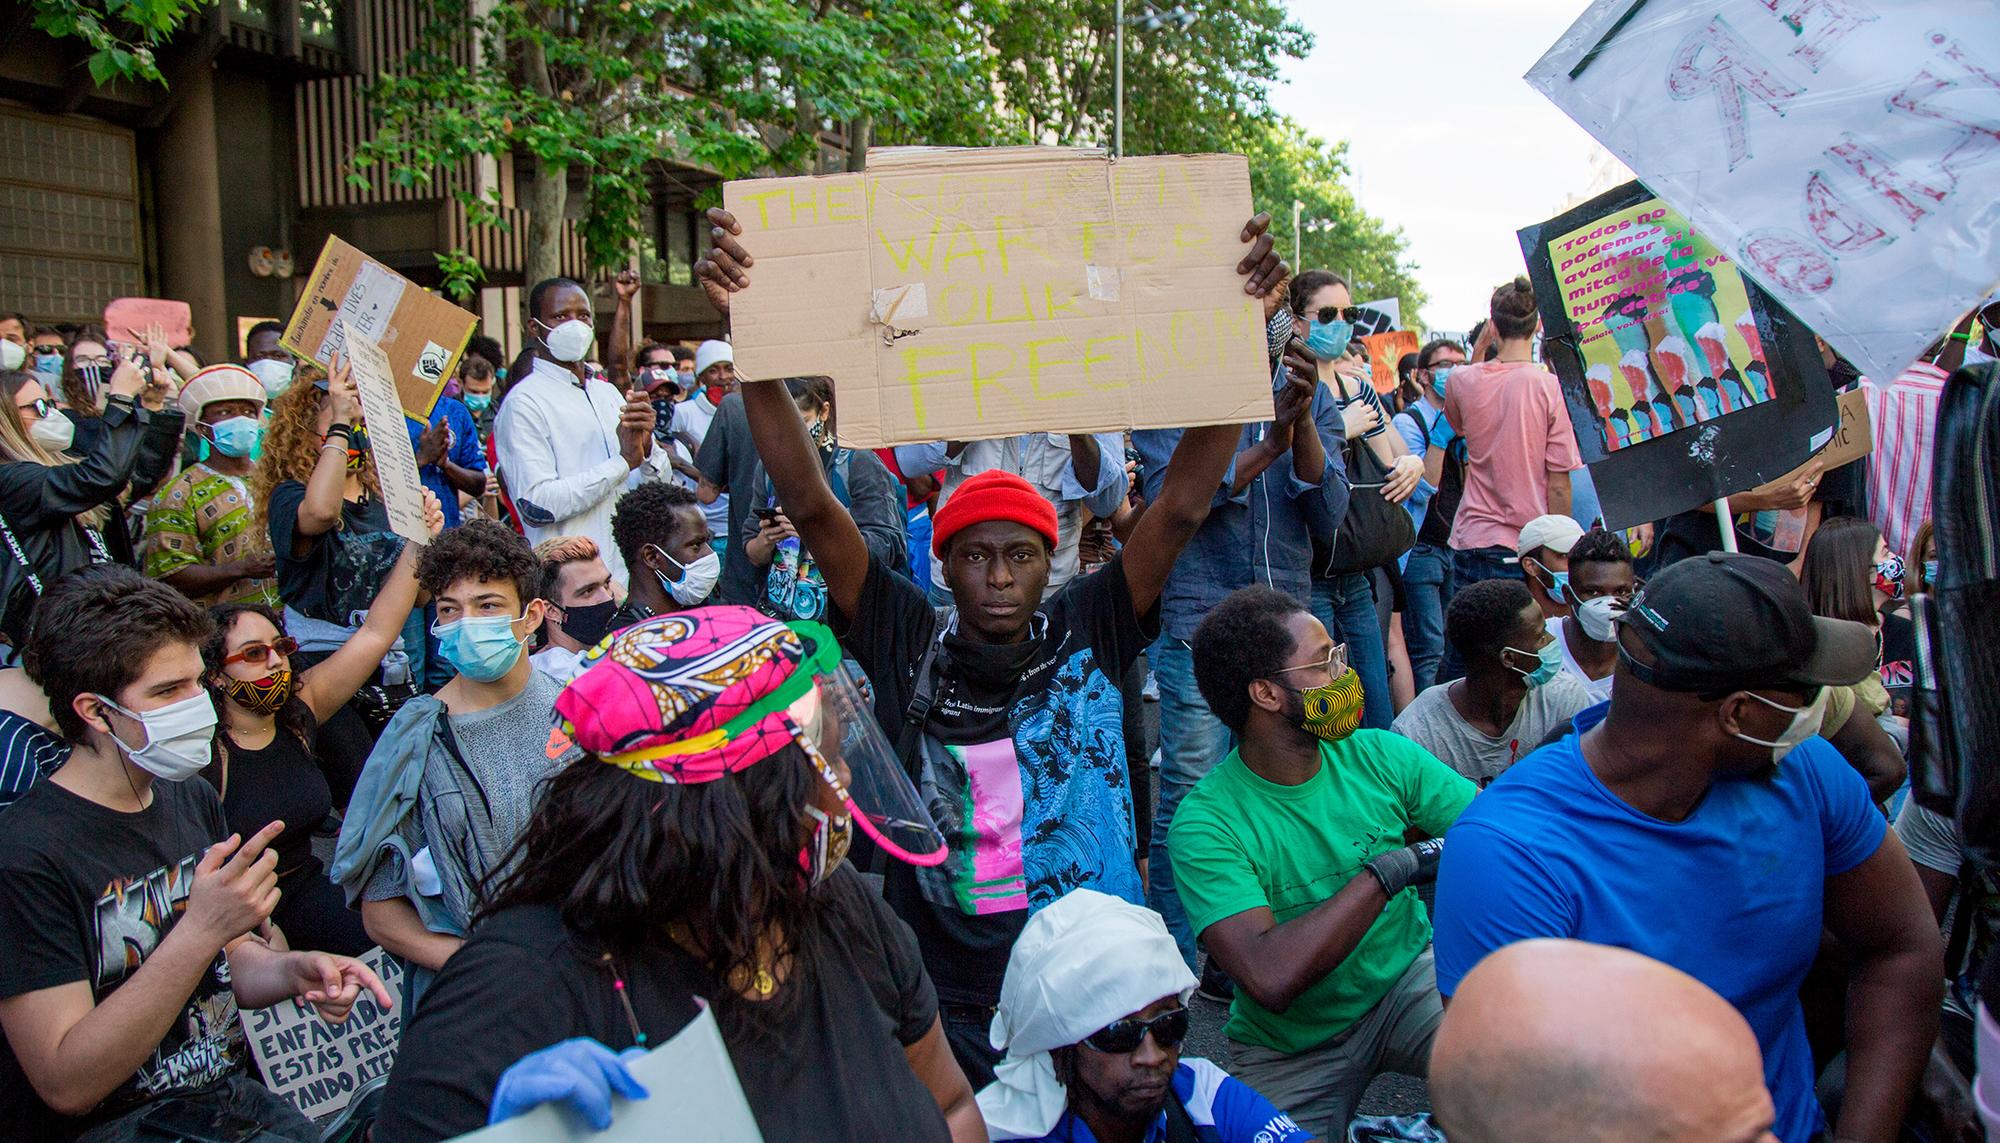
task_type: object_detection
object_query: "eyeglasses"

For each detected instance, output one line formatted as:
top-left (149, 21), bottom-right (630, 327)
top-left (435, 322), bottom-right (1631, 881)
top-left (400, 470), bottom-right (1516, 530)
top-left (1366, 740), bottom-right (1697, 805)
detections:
top-left (71, 355), bottom-right (110, 370)
top-left (223, 635), bottom-right (297, 666)
top-left (1270, 643), bottom-right (1349, 680)
top-left (16, 398), bottom-right (54, 419)
top-left (1310, 306), bottom-right (1366, 326)
top-left (1082, 1007), bottom-right (1190, 1054)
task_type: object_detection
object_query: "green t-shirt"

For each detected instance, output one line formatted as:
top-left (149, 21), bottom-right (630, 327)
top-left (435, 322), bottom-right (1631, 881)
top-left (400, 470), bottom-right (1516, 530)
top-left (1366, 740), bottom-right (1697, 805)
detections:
top-left (1169, 729), bottom-right (1476, 1053)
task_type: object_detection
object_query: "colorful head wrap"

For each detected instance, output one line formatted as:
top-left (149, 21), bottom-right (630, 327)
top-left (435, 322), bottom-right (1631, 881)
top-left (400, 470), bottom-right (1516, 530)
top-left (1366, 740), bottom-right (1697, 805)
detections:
top-left (554, 606), bottom-right (840, 783)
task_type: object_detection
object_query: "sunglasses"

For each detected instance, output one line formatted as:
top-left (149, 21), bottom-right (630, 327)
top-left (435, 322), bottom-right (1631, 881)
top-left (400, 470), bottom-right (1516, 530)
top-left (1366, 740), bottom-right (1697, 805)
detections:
top-left (1309, 306), bottom-right (1366, 326)
top-left (223, 635), bottom-right (298, 666)
top-left (16, 398), bottom-right (55, 419)
top-left (1083, 1007), bottom-right (1189, 1054)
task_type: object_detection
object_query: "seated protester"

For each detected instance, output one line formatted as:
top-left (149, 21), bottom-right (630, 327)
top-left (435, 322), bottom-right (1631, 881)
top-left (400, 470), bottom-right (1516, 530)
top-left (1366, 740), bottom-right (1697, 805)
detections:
top-left (0, 664), bottom-right (66, 809)
top-left (1172, 586), bottom-right (1475, 1138)
top-left (530, 535), bottom-right (620, 683)
top-left (1391, 580), bottom-right (1591, 787)
top-left (743, 376), bottom-right (907, 621)
top-left (1431, 939), bottom-right (1779, 1143)
top-left (606, 481), bottom-right (717, 631)
top-left (374, 611), bottom-right (983, 1142)
top-left (254, 356), bottom-right (417, 737)
top-left (200, 489), bottom-right (445, 958)
top-left (1896, 798), bottom-right (1992, 1077)
top-left (1433, 553), bottom-right (1942, 1143)
top-left (1515, 514), bottom-right (1583, 623)
top-left (408, 390), bottom-right (489, 529)
top-left (1542, 526), bottom-right (1637, 704)
top-left (331, 520), bottom-right (577, 1007)
top-left (143, 365), bottom-right (281, 609)
top-left (0, 363), bottom-right (183, 651)
top-left (0, 565), bottom-right (389, 1141)
top-left (698, 206), bottom-right (1289, 1086)
top-left (978, 888), bottom-right (1310, 1143)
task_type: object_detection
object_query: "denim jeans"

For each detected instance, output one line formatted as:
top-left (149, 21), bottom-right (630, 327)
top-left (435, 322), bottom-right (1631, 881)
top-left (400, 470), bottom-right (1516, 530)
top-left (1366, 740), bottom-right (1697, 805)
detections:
top-left (1148, 636), bottom-right (1237, 970)
top-left (1312, 572), bottom-right (1393, 731)
top-left (1439, 545), bottom-right (1520, 682)
top-left (1400, 543), bottom-right (1453, 695)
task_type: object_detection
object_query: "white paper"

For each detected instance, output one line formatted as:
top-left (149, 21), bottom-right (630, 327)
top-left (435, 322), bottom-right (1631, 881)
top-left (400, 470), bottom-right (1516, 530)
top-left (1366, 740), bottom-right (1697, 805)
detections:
top-left (342, 321), bottom-right (432, 546)
top-left (450, 1007), bottom-right (762, 1143)
top-left (1527, 1), bottom-right (2000, 385)
top-left (316, 261), bottom-right (409, 363)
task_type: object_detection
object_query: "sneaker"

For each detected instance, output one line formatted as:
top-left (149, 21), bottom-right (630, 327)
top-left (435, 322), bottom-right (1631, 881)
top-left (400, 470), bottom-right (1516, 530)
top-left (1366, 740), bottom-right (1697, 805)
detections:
top-left (1141, 670), bottom-right (1159, 702)
top-left (1197, 958), bottom-right (1235, 1004)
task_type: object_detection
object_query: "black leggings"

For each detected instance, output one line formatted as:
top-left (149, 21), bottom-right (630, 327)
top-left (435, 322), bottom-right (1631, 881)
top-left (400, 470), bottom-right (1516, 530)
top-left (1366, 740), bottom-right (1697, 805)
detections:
top-left (274, 866), bottom-right (372, 956)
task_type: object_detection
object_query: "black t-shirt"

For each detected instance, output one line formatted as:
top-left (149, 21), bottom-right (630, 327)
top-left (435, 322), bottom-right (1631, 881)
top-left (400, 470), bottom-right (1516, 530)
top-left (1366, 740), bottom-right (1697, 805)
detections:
top-left (221, 721), bottom-right (331, 882)
top-left (0, 778), bottom-right (245, 1139)
top-left (373, 866), bottom-right (947, 1142)
top-left (265, 481), bottom-right (403, 625)
top-left (833, 553), bottom-right (1157, 1006)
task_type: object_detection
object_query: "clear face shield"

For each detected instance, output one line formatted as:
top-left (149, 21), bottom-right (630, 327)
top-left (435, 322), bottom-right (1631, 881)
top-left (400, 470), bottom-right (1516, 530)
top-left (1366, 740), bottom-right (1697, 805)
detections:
top-left (786, 627), bottom-right (948, 868)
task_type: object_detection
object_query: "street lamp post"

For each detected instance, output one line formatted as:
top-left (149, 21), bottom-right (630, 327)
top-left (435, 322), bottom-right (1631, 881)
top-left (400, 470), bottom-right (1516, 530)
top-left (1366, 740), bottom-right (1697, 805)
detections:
top-left (1292, 199), bottom-right (1303, 268)
top-left (1114, 3), bottom-right (1196, 158)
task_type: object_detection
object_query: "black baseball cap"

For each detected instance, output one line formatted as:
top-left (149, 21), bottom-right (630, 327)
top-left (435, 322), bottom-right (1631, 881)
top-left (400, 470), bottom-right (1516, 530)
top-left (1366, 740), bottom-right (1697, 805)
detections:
top-left (1616, 551), bottom-right (1876, 693)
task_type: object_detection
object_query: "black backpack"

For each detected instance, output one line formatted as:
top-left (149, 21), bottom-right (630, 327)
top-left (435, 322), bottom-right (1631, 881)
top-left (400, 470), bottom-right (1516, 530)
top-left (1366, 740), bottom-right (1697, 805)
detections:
top-left (1322, 378), bottom-right (1415, 576)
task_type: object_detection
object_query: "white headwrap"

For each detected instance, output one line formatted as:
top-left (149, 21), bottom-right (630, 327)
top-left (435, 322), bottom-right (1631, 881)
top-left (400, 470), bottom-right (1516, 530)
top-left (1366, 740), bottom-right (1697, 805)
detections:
top-left (975, 890), bottom-right (1197, 1140)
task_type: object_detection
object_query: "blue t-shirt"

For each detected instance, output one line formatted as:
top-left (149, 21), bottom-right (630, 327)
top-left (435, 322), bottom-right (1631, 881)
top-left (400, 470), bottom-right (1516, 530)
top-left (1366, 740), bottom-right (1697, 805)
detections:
top-left (1432, 702), bottom-right (1885, 1143)
top-left (406, 397), bottom-right (489, 529)
top-left (1029, 1059), bottom-right (1308, 1143)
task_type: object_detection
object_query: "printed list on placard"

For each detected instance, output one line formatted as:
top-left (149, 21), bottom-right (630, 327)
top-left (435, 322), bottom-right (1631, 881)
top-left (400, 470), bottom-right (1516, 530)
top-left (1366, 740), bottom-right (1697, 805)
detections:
top-left (340, 320), bottom-right (433, 545)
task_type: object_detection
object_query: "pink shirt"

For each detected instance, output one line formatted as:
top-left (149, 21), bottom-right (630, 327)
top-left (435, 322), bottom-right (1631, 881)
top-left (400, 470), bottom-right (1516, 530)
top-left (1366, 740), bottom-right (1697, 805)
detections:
top-left (1443, 359), bottom-right (1583, 552)
top-left (1864, 362), bottom-right (1947, 558)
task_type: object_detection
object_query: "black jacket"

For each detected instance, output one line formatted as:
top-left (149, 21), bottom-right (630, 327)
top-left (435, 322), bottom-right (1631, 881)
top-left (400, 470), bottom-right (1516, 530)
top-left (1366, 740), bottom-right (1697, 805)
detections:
top-left (0, 400), bottom-right (185, 646)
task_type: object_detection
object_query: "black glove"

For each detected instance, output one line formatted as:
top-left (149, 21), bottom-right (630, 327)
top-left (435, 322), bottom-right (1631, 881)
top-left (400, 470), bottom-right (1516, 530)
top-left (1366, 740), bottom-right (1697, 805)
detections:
top-left (1363, 838), bottom-right (1444, 897)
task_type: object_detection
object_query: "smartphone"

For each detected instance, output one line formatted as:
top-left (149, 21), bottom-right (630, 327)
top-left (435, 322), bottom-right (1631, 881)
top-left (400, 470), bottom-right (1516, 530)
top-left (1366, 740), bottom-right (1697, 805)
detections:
top-left (753, 506), bottom-right (781, 525)
top-left (137, 1098), bottom-right (263, 1143)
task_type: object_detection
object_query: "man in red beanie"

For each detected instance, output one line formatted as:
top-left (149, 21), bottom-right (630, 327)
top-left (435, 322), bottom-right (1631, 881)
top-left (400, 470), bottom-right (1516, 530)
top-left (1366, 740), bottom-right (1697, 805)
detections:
top-left (698, 206), bottom-right (1297, 1087)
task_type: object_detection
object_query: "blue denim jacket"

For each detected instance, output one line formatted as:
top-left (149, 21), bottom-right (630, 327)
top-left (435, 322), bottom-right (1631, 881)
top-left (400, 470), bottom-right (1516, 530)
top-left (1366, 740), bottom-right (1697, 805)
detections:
top-left (1134, 372), bottom-right (1348, 640)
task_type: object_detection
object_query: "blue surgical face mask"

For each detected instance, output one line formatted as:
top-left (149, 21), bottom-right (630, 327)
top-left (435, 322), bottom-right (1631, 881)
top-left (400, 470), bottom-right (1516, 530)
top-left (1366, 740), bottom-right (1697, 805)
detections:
top-left (1924, 559), bottom-right (1939, 585)
top-left (433, 612), bottom-right (527, 682)
top-left (1430, 364), bottom-right (1454, 399)
top-left (31, 351), bottom-right (62, 381)
top-left (206, 415), bottom-right (263, 459)
top-left (1527, 558), bottom-right (1569, 597)
top-left (1505, 639), bottom-right (1564, 688)
top-left (1305, 318), bottom-right (1354, 361)
top-left (463, 392), bottom-right (493, 413)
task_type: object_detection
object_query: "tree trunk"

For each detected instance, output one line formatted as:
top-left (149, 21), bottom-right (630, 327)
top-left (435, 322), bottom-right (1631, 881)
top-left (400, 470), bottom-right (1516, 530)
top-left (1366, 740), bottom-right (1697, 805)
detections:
top-left (847, 115), bottom-right (871, 172)
top-left (523, 156), bottom-right (569, 330)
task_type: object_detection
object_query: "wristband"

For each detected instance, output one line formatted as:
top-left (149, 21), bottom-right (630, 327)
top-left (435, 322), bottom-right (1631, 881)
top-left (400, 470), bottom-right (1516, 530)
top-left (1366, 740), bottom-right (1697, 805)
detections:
top-left (1949, 332), bottom-right (1972, 343)
top-left (326, 422), bottom-right (352, 437)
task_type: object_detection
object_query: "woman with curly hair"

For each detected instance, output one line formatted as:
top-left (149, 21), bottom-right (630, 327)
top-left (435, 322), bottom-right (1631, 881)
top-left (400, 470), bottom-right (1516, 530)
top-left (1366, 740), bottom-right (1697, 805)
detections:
top-left (375, 608), bottom-right (980, 1142)
top-left (199, 487), bottom-right (442, 955)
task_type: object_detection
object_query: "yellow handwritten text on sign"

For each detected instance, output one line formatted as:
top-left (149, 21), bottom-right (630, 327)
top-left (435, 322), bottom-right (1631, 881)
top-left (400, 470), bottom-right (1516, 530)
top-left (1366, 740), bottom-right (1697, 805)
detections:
top-left (724, 147), bottom-right (1273, 449)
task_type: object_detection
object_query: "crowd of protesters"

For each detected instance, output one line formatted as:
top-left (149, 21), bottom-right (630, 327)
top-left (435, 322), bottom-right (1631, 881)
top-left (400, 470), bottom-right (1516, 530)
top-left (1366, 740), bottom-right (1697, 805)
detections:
top-left (0, 220), bottom-right (1991, 1143)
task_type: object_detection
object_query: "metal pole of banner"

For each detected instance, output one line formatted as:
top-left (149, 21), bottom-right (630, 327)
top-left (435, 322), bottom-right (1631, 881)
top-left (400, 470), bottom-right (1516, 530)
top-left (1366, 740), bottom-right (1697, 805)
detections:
top-left (1713, 496), bottom-right (1739, 553)
top-left (1114, 0), bottom-right (1125, 159)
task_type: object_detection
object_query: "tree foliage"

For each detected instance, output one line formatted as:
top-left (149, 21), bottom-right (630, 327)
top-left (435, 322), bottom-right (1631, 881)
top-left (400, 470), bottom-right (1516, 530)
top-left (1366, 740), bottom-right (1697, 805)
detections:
top-left (28, 0), bottom-right (206, 85)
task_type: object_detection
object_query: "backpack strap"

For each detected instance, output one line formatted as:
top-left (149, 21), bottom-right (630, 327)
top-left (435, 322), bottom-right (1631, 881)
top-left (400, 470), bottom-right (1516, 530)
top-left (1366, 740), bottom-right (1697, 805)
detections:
top-left (895, 621), bottom-right (949, 779)
top-left (1162, 1084), bottom-right (1204, 1143)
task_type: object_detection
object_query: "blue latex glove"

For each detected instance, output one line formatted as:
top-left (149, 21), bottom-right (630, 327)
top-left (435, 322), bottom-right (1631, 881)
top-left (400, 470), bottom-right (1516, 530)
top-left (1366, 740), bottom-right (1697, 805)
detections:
top-left (489, 1037), bottom-right (650, 1131)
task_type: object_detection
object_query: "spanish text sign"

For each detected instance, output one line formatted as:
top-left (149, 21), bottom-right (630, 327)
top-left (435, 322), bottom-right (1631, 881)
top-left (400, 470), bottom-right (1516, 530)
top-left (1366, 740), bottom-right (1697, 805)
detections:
top-left (242, 947), bottom-right (403, 1122)
top-left (1527, 1), bottom-right (2000, 387)
top-left (724, 147), bottom-right (1271, 449)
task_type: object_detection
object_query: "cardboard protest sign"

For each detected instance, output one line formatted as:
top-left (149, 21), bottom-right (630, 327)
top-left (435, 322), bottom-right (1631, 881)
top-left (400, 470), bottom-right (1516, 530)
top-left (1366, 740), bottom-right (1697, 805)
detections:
top-left (243, 947), bottom-right (402, 1121)
top-left (282, 236), bottom-right (474, 420)
top-left (343, 323), bottom-right (434, 545)
top-left (1361, 330), bottom-right (1419, 395)
top-left (1749, 386), bottom-right (1873, 498)
top-left (103, 298), bottom-right (191, 347)
top-left (452, 1006), bottom-right (761, 1142)
top-left (1520, 181), bottom-right (1838, 530)
top-left (1527, 0), bottom-right (2000, 389)
top-left (724, 146), bottom-right (1271, 449)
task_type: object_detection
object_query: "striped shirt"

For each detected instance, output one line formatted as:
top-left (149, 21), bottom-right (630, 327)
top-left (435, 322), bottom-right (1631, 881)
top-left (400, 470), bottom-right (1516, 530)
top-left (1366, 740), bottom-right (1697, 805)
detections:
top-left (0, 709), bottom-right (67, 811)
top-left (1865, 363), bottom-right (1948, 558)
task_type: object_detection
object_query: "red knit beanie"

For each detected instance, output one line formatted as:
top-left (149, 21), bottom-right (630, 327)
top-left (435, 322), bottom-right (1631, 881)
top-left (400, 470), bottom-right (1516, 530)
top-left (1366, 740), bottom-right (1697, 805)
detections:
top-left (931, 470), bottom-right (1060, 557)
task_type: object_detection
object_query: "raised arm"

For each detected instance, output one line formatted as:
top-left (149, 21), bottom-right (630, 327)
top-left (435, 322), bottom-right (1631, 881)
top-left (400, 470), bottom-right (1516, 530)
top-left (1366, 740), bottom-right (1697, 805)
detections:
top-left (607, 271), bottom-right (639, 390)
top-left (295, 355), bottom-right (362, 539)
top-left (739, 381), bottom-right (872, 621)
top-left (296, 491), bottom-right (445, 723)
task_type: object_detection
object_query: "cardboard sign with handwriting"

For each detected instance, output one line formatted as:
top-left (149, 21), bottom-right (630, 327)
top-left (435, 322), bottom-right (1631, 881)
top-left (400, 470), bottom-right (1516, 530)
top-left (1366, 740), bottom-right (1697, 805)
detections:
top-left (243, 947), bottom-right (403, 1122)
top-left (282, 236), bottom-right (474, 420)
top-left (725, 147), bottom-right (1271, 448)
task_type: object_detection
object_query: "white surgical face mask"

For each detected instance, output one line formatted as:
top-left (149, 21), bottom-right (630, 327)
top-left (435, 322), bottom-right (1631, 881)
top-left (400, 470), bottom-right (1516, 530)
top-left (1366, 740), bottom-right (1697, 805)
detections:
top-left (539, 319), bottom-right (595, 364)
top-left (1732, 687), bottom-right (1828, 763)
top-left (246, 357), bottom-right (294, 397)
top-left (1572, 595), bottom-right (1623, 643)
top-left (0, 341), bottom-right (23, 372)
top-left (29, 413), bottom-right (74, 452)
top-left (96, 690), bottom-right (218, 782)
top-left (651, 544), bottom-right (720, 606)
